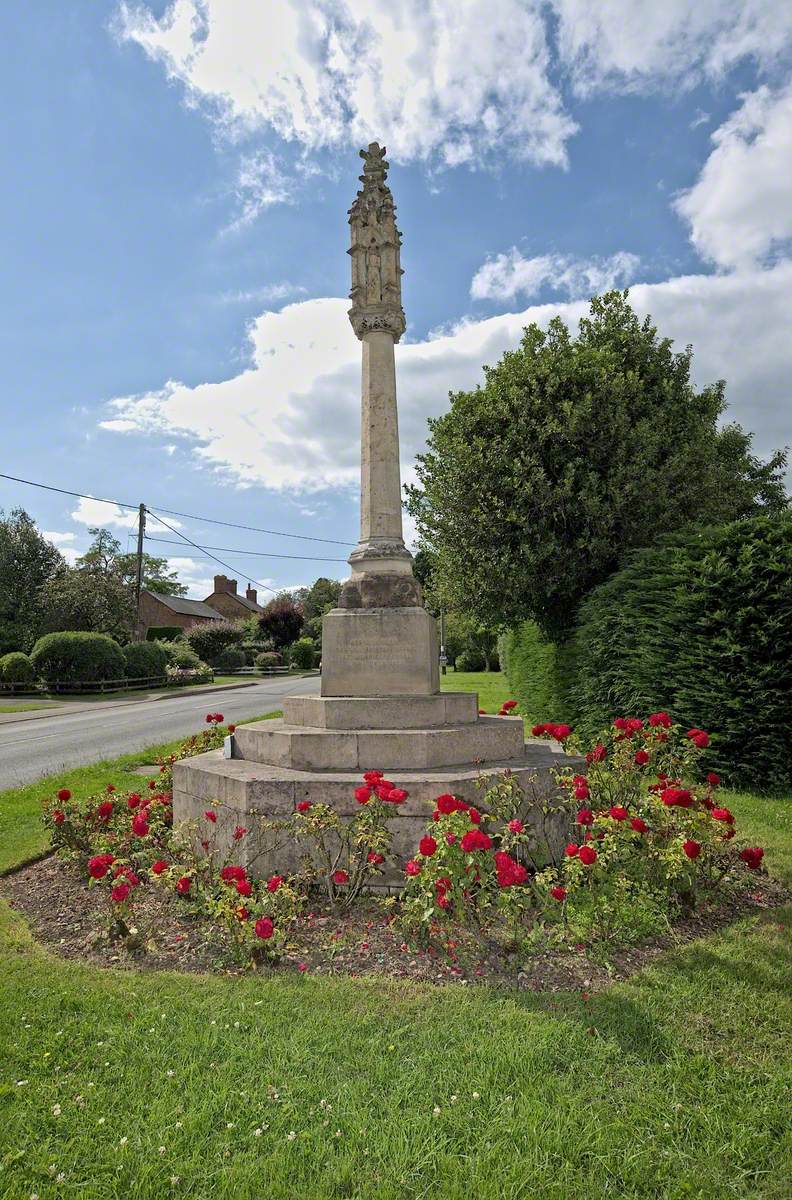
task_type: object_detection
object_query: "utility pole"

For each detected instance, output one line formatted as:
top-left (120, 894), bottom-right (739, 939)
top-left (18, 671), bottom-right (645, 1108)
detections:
top-left (134, 503), bottom-right (146, 640)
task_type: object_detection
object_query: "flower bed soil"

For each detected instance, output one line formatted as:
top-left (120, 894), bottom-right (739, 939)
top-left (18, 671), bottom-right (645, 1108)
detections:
top-left (2, 855), bottom-right (787, 993)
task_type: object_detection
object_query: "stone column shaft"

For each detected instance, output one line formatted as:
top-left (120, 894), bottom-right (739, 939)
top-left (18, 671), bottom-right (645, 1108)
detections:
top-left (359, 330), bottom-right (404, 549)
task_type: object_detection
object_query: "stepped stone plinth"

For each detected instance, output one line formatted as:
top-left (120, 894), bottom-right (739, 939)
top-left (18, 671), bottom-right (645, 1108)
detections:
top-left (172, 142), bottom-right (579, 879)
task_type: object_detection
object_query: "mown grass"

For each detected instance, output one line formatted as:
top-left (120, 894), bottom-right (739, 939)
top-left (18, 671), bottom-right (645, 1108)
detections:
top-left (0, 702), bottom-right (57, 713)
top-left (440, 668), bottom-right (516, 717)
top-left (1, 677), bottom-right (791, 1198)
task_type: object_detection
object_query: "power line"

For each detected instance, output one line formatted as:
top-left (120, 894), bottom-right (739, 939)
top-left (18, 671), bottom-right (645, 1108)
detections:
top-left (0, 470), bottom-right (354, 547)
top-left (146, 510), bottom-right (280, 596)
top-left (145, 534), bottom-right (346, 563)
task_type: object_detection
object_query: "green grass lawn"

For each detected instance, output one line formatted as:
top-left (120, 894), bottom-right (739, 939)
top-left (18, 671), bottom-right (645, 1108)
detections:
top-left (440, 668), bottom-right (516, 716)
top-left (1, 677), bottom-right (791, 1198)
top-left (0, 702), bottom-right (58, 714)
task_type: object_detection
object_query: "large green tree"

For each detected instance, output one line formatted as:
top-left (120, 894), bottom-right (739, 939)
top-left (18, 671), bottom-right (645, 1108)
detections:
top-left (407, 291), bottom-right (788, 639)
top-left (292, 577), bottom-right (342, 646)
top-left (78, 528), bottom-right (186, 596)
top-left (0, 508), bottom-right (64, 653)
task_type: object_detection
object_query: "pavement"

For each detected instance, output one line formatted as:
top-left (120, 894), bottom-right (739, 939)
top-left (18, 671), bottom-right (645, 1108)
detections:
top-left (0, 674), bottom-right (321, 791)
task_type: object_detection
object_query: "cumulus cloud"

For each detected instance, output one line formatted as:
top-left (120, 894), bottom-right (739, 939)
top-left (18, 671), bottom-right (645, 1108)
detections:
top-left (43, 530), bottom-right (79, 565)
top-left (70, 497), bottom-right (141, 530)
top-left (470, 250), bottom-right (640, 302)
top-left (100, 262), bottom-right (792, 496)
top-left (675, 82), bottom-right (792, 269)
top-left (116, 0), bottom-right (577, 169)
top-left (552, 0), bottom-right (792, 93)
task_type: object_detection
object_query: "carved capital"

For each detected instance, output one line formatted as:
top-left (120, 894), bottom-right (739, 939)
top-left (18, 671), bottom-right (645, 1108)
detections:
top-left (348, 306), bottom-right (406, 341)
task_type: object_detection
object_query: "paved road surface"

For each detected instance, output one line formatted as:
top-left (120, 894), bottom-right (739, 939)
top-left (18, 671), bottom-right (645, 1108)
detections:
top-left (0, 676), bottom-right (320, 790)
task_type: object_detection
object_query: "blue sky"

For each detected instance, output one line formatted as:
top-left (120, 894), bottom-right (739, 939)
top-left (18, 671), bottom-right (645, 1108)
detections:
top-left (1, 1), bottom-right (791, 597)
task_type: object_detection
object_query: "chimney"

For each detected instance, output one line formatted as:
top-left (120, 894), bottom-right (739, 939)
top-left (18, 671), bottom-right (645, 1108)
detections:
top-left (246, 585), bottom-right (258, 604)
top-left (213, 575), bottom-right (237, 595)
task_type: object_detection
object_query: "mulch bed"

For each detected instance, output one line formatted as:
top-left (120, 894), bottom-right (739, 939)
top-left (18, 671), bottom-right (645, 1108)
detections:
top-left (1, 855), bottom-right (788, 993)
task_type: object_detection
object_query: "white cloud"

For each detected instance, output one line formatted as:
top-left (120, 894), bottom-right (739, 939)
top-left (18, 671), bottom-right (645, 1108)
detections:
top-left (101, 262), bottom-right (792, 497)
top-left (163, 556), bottom-right (215, 599)
top-left (43, 530), bottom-right (79, 566)
top-left (70, 497), bottom-right (141, 530)
top-left (218, 282), bottom-right (307, 305)
top-left (675, 82), bottom-right (792, 270)
top-left (470, 249), bottom-right (640, 302)
top-left (117, 0), bottom-right (577, 169)
top-left (223, 149), bottom-right (294, 233)
top-left (552, 0), bottom-right (792, 93)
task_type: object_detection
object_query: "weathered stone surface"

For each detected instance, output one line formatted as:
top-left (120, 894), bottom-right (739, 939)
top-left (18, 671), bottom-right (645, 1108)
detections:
top-left (283, 692), bottom-right (479, 729)
top-left (173, 744), bottom-right (583, 882)
top-left (321, 606), bottom-right (439, 697)
top-left (339, 571), bottom-right (422, 609)
top-left (232, 714), bottom-right (524, 770)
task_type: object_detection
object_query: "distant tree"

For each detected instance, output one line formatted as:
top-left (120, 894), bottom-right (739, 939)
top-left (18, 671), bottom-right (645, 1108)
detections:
top-left (292, 577), bottom-right (341, 645)
top-left (0, 509), bottom-right (65, 654)
top-left (258, 594), bottom-right (304, 649)
top-left (38, 566), bottom-right (134, 641)
top-left (78, 527), bottom-right (186, 596)
top-left (407, 291), bottom-right (789, 639)
top-left (184, 621), bottom-right (245, 666)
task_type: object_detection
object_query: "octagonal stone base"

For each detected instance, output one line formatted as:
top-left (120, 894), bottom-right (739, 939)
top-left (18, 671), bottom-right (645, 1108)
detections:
top-left (173, 741), bottom-right (581, 887)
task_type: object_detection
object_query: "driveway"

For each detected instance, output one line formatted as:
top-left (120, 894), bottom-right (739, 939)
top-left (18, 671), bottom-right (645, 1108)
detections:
top-left (0, 675), bottom-right (321, 790)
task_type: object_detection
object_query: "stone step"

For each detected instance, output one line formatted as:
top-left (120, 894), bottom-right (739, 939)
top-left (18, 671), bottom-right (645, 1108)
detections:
top-left (283, 691), bottom-right (479, 730)
top-left (232, 714), bottom-right (525, 771)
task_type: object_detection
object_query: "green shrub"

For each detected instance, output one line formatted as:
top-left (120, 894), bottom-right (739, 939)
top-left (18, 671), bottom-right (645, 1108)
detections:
top-left (214, 647), bottom-right (247, 672)
top-left (123, 640), bottom-right (169, 680)
top-left (575, 516), bottom-right (792, 791)
top-left (185, 621), bottom-right (245, 666)
top-left (0, 651), bottom-right (35, 684)
top-left (455, 648), bottom-right (486, 672)
top-left (30, 632), bottom-right (125, 685)
top-left (288, 638), bottom-right (316, 670)
top-left (158, 641), bottom-right (202, 670)
top-left (146, 625), bottom-right (182, 642)
top-left (255, 651), bottom-right (282, 671)
top-left (500, 622), bottom-right (579, 726)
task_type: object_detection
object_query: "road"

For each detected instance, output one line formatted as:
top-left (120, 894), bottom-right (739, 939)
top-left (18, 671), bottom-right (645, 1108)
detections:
top-left (0, 675), bottom-right (321, 790)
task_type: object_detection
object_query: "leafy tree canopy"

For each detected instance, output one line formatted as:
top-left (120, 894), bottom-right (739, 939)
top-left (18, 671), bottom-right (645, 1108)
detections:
top-left (407, 291), bottom-right (788, 639)
top-left (258, 594), bottom-right (304, 649)
top-left (0, 509), bottom-right (65, 654)
top-left (78, 528), bottom-right (186, 596)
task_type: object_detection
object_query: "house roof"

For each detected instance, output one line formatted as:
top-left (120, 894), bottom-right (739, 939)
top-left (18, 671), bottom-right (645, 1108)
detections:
top-left (205, 590), bottom-right (265, 614)
top-left (143, 590), bottom-right (223, 620)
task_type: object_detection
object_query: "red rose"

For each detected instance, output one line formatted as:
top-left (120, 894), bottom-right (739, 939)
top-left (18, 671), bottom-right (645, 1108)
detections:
top-left (127, 793), bottom-right (141, 810)
top-left (494, 851), bottom-right (528, 888)
top-left (106, 785), bottom-right (116, 794)
top-left (367, 852), bottom-right (384, 865)
top-left (634, 750), bottom-right (649, 766)
top-left (706, 772), bottom-right (720, 787)
top-left (131, 813), bottom-right (149, 837)
top-left (255, 916), bottom-right (274, 940)
top-left (53, 810), bottom-right (66, 825)
top-left (419, 836), bottom-right (437, 857)
top-left (56, 788), bottom-right (71, 802)
top-left (236, 906), bottom-right (249, 922)
top-left (591, 744), bottom-right (607, 763)
top-left (578, 846), bottom-right (598, 866)
top-left (205, 714), bottom-right (214, 723)
top-left (386, 788), bottom-right (409, 804)
top-left (233, 826), bottom-right (247, 841)
top-left (460, 829), bottom-right (492, 853)
top-left (576, 809), bottom-right (594, 826)
top-left (176, 876), bottom-right (192, 895)
top-left (468, 807), bottom-right (481, 825)
top-left (686, 728), bottom-right (710, 749)
top-left (88, 854), bottom-right (114, 879)
top-left (508, 819), bottom-right (524, 833)
top-left (683, 839), bottom-right (701, 860)
top-left (151, 859), bottom-right (169, 875)
top-left (111, 883), bottom-right (130, 903)
top-left (437, 895), bottom-right (451, 909)
top-left (333, 870), bottom-right (349, 885)
top-left (266, 875), bottom-right (284, 893)
top-left (435, 876), bottom-right (452, 893)
top-left (296, 801), bottom-right (312, 813)
top-left (573, 785), bottom-right (590, 801)
top-left (236, 878), bottom-right (253, 897)
top-left (405, 859), bottom-right (421, 877)
top-left (436, 793), bottom-right (464, 815)
top-left (355, 786), bottom-right (372, 805)
top-left (363, 770), bottom-right (383, 784)
top-left (204, 809), bottom-right (217, 823)
top-left (227, 724), bottom-right (236, 733)
top-left (478, 708), bottom-right (486, 715)
top-left (214, 713), bottom-right (223, 723)
top-left (446, 832), bottom-right (457, 845)
top-left (661, 788), bottom-right (693, 809)
top-left (531, 723), bottom-right (547, 736)
top-left (609, 806), bottom-right (628, 821)
top-left (648, 712), bottom-right (671, 728)
top-left (502, 699), bottom-right (518, 711)
top-left (148, 780), bottom-right (157, 790)
top-left (550, 886), bottom-right (567, 901)
top-left (630, 818), bottom-right (648, 834)
top-left (614, 718), bottom-right (628, 731)
top-left (220, 865), bottom-right (246, 883)
top-left (739, 846), bottom-right (764, 870)
top-left (712, 807), bottom-right (734, 824)
top-left (552, 724), bottom-right (571, 741)
top-left (565, 843), bottom-right (579, 857)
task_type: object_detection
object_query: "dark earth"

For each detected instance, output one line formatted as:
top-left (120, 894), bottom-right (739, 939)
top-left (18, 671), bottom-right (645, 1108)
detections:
top-left (2, 854), bottom-right (788, 993)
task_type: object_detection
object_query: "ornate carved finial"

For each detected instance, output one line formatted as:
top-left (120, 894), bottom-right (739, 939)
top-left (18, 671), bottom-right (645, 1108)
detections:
top-left (348, 142), bottom-right (405, 341)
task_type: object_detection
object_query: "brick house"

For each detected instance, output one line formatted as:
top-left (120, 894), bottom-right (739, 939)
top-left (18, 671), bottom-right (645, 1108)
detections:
top-left (203, 575), bottom-right (266, 621)
top-left (138, 589), bottom-right (224, 638)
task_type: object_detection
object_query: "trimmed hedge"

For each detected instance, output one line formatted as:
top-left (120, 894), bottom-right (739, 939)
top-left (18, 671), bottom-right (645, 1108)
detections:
top-left (214, 647), bottom-right (247, 672)
top-left (146, 626), bottom-right (182, 642)
top-left (255, 651), bottom-right (282, 670)
top-left (288, 638), bottom-right (317, 670)
top-left (30, 632), bottom-right (125, 685)
top-left (185, 621), bottom-right (245, 666)
top-left (0, 651), bottom-right (35, 684)
top-left (503, 516), bottom-right (791, 791)
top-left (123, 640), bottom-right (169, 680)
top-left (455, 649), bottom-right (486, 672)
top-left (158, 641), bottom-right (202, 670)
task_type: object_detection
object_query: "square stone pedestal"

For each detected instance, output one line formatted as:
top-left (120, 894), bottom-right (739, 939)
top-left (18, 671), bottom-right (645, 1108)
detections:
top-left (320, 606), bottom-right (439, 696)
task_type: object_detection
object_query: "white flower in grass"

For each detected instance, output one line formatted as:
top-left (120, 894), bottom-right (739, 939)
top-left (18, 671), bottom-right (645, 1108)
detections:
top-left (159, 1146), bottom-right (167, 1154)
top-left (52, 1104), bottom-right (61, 1117)
top-left (450, 1095), bottom-right (458, 1104)
top-left (472, 1091), bottom-right (480, 1100)
top-left (16, 1080), bottom-right (28, 1087)
top-left (286, 1130), bottom-right (297, 1142)
top-left (334, 1130), bottom-right (342, 1138)
top-left (432, 1106), bottom-right (441, 1116)
top-left (98, 1117), bottom-right (105, 1125)
top-left (170, 1176), bottom-right (180, 1187)
top-left (119, 1137), bottom-right (128, 1147)
top-left (166, 1070), bottom-right (175, 1078)
top-left (56, 1175), bottom-right (65, 1185)
top-left (30, 1193), bottom-right (39, 1199)
top-left (253, 1128), bottom-right (263, 1137)
top-left (226, 1123), bottom-right (235, 1130)
top-left (175, 1121), bottom-right (182, 1129)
